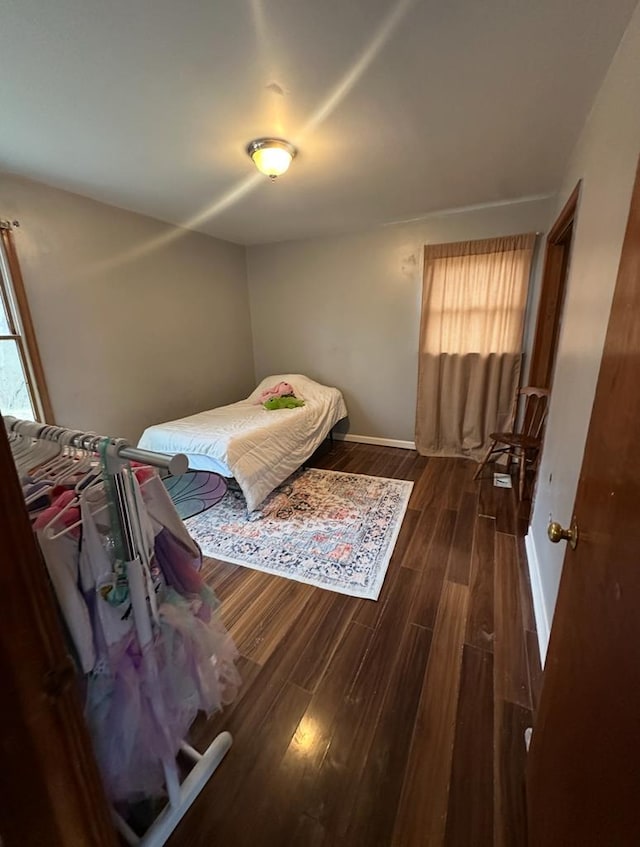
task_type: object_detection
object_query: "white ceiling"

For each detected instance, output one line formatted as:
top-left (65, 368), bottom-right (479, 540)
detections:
top-left (1, 0), bottom-right (637, 244)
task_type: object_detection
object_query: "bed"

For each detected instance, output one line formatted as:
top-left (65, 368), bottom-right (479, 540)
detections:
top-left (138, 374), bottom-right (348, 511)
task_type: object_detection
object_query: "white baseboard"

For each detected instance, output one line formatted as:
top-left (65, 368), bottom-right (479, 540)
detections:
top-left (524, 531), bottom-right (550, 667)
top-left (333, 433), bottom-right (416, 450)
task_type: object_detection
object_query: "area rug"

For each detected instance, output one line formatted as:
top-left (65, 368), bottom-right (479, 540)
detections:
top-left (184, 468), bottom-right (413, 600)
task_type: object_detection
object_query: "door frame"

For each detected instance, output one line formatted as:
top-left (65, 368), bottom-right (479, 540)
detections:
top-left (528, 182), bottom-right (581, 389)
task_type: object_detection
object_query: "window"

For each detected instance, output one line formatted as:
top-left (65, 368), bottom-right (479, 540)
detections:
top-left (421, 235), bottom-right (535, 356)
top-left (415, 233), bottom-right (536, 458)
top-left (0, 226), bottom-right (52, 422)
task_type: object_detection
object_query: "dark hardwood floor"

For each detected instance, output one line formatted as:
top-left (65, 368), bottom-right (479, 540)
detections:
top-left (168, 442), bottom-right (542, 847)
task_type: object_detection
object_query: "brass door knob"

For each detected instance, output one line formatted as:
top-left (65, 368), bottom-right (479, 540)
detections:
top-left (547, 518), bottom-right (579, 550)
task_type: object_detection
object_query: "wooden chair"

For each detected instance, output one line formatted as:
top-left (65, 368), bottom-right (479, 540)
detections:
top-left (473, 386), bottom-right (550, 500)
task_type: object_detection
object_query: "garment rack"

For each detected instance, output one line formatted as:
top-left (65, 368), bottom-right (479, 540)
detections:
top-left (6, 415), bottom-right (232, 847)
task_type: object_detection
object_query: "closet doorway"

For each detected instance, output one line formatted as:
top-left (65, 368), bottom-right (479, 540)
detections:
top-left (528, 182), bottom-right (581, 390)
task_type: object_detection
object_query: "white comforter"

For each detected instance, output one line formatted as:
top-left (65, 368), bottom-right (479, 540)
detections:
top-left (138, 374), bottom-right (347, 511)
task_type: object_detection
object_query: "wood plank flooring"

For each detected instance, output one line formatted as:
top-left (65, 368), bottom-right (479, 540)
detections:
top-left (168, 442), bottom-right (541, 847)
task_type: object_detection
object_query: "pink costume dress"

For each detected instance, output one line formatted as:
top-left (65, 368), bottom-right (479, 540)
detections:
top-left (36, 469), bottom-right (239, 802)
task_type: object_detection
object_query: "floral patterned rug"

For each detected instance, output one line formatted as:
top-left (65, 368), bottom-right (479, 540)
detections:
top-left (185, 468), bottom-right (413, 600)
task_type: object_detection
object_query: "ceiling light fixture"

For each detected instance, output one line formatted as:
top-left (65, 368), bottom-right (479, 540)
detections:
top-left (246, 137), bottom-right (297, 179)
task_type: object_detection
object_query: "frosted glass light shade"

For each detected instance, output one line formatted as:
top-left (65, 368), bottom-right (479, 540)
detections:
top-left (252, 146), bottom-right (292, 176)
top-left (247, 138), bottom-right (296, 178)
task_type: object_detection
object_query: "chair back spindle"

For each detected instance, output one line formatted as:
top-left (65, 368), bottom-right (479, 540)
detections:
top-left (474, 385), bottom-right (549, 499)
top-left (521, 388), bottom-right (549, 441)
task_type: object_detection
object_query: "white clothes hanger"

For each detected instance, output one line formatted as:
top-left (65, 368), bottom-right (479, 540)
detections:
top-left (23, 430), bottom-right (99, 506)
top-left (28, 429), bottom-right (83, 484)
top-left (16, 440), bottom-right (59, 475)
top-left (45, 465), bottom-right (155, 541)
top-left (12, 423), bottom-right (60, 472)
top-left (9, 426), bottom-right (43, 464)
top-left (30, 429), bottom-right (79, 481)
top-left (42, 468), bottom-right (107, 538)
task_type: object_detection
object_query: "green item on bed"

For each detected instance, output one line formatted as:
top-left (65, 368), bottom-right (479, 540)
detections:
top-left (263, 395), bottom-right (306, 410)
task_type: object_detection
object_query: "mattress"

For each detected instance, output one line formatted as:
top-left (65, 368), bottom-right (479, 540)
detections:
top-left (138, 374), bottom-right (347, 511)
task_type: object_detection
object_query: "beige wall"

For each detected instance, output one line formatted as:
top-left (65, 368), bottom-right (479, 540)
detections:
top-left (1, 173), bottom-right (255, 442)
top-left (527, 2), bottom-right (640, 660)
top-left (247, 198), bottom-right (555, 443)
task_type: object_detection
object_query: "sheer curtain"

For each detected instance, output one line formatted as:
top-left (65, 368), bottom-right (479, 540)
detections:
top-left (415, 234), bottom-right (535, 459)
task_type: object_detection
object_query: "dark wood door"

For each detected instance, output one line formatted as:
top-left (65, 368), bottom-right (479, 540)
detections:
top-left (527, 158), bottom-right (640, 845)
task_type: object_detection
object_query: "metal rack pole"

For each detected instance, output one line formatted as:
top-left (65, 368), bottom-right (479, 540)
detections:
top-left (3, 417), bottom-right (188, 476)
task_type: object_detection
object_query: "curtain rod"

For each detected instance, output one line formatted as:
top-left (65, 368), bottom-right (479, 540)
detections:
top-left (0, 220), bottom-right (20, 230)
top-left (4, 416), bottom-right (188, 476)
